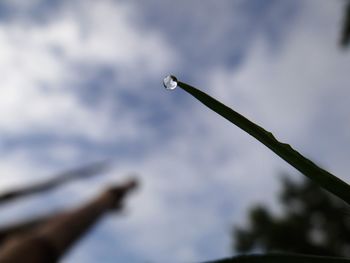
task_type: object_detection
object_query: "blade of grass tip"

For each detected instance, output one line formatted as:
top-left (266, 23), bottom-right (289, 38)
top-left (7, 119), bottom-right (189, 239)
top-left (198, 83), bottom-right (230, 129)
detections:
top-left (177, 80), bottom-right (350, 205)
top-left (204, 253), bottom-right (350, 263)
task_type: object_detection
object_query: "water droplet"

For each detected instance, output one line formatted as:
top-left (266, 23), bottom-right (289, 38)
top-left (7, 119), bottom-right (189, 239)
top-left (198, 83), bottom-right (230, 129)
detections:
top-left (163, 75), bottom-right (178, 90)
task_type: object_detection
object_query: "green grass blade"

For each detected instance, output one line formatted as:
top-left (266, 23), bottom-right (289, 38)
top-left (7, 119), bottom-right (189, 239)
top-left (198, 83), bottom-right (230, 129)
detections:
top-left (178, 81), bottom-right (350, 204)
top-left (204, 253), bottom-right (350, 263)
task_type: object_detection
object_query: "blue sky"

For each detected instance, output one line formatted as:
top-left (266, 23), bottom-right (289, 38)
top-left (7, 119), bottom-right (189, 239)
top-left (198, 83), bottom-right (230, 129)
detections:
top-left (0, 0), bottom-right (349, 262)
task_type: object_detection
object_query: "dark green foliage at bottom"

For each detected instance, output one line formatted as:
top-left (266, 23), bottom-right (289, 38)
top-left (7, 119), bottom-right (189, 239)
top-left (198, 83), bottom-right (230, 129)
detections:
top-left (205, 253), bottom-right (350, 263)
top-left (234, 177), bottom-right (350, 257)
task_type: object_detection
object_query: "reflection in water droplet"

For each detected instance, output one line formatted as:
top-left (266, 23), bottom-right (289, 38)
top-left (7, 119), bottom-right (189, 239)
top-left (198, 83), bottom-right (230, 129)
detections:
top-left (163, 75), bottom-right (178, 90)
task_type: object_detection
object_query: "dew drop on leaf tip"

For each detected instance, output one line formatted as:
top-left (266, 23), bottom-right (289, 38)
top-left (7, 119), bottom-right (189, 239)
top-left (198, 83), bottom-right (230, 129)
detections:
top-left (163, 75), bottom-right (178, 90)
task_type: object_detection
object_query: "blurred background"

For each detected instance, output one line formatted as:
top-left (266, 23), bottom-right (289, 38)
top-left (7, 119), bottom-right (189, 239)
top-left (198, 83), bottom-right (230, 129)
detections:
top-left (0, 0), bottom-right (349, 262)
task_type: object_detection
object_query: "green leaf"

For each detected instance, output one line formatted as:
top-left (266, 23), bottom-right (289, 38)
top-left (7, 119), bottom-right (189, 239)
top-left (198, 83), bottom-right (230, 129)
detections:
top-left (204, 253), bottom-right (350, 263)
top-left (178, 81), bottom-right (350, 204)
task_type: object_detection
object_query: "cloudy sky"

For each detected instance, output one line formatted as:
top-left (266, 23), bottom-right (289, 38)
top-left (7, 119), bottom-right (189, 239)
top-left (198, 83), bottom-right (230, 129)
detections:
top-left (0, 0), bottom-right (349, 262)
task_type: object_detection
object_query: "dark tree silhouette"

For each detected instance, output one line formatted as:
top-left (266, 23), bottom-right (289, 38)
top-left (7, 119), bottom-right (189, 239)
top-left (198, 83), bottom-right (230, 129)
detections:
top-left (233, 176), bottom-right (350, 257)
top-left (0, 161), bottom-right (109, 204)
top-left (341, 0), bottom-right (350, 47)
top-left (0, 179), bottom-right (138, 262)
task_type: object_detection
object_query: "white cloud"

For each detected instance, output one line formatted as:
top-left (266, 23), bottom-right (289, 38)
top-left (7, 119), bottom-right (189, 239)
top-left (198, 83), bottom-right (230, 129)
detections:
top-left (206, 0), bottom-right (350, 171)
top-left (74, 1), bottom-right (350, 262)
top-left (0, 0), bottom-right (177, 141)
top-left (0, 1), bottom-right (349, 263)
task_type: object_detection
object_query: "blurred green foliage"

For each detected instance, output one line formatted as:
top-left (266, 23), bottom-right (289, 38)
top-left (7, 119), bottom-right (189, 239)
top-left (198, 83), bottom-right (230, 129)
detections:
top-left (234, 177), bottom-right (350, 257)
top-left (340, 0), bottom-right (350, 47)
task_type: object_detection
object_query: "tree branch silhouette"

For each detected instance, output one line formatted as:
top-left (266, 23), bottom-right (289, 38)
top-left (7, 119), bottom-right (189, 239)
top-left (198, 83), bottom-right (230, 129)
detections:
top-left (0, 161), bottom-right (109, 204)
